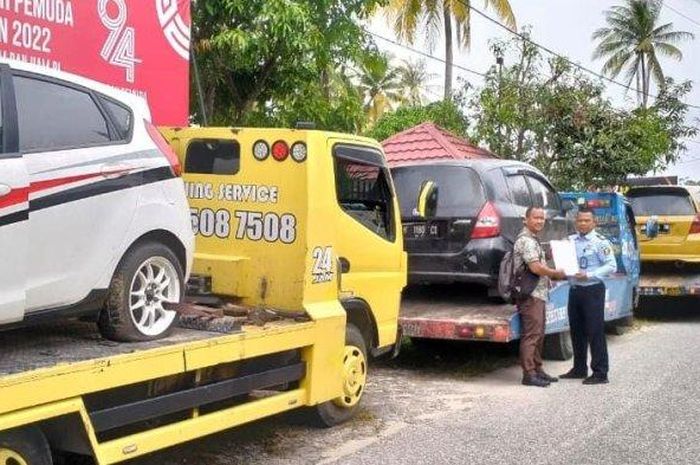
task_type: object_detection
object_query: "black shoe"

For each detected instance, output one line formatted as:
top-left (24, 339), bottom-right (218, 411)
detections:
top-left (582, 375), bottom-right (609, 385)
top-left (537, 371), bottom-right (559, 383)
top-left (522, 374), bottom-right (550, 387)
top-left (559, 369), bottom-right (587, 379)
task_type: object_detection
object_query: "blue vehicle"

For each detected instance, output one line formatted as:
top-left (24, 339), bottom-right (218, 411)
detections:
top-left (399, 192), bottom-right (640, 360)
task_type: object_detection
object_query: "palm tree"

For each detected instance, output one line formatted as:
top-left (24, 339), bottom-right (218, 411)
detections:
top-left (386, 0), bottom-right (516, 100)
top-left (356, 53), bottom-right (403, 123)
top-left (398, 59), bottom-right (439, 105)
top-left (592, 0), bottom-right (694, 108)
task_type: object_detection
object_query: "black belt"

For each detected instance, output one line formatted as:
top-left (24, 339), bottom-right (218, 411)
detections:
top-left (571, 281), bottom-right (605, 291)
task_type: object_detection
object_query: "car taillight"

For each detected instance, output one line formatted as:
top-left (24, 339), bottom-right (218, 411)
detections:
top-left (145, 120), bottom-right (182, 177)
top-left (471, 201), bottom-right (501, 239)
top-left (689, 214), bottom-right (700, 235)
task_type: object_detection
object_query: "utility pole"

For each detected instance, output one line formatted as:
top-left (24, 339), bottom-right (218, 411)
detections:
top-left (495, 45), bottom-right (504, 156)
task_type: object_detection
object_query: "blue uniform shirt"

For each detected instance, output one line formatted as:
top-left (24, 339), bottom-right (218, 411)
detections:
top-left (569, 230), bottom-right (617, 286)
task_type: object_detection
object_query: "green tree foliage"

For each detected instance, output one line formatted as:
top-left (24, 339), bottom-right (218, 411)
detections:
top-left (191, 0), bottom-right (384, 131)
top-left (592, 0), bottom-right (694, 108)
top-left (364, 99), bottom-right (468, 141)
top-left (469, 35), bottom-right (697, 189)
top-left (385, 0), bottom-right (516, 99)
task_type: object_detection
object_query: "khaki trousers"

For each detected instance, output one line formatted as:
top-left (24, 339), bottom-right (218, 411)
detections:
top-left (518, 296), bottom-right (546, 376)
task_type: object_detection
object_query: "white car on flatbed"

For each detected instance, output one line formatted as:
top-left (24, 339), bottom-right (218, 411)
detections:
top-left (0, 59), bottom-right (193, 341)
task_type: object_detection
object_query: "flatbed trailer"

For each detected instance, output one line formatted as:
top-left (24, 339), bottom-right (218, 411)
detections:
top-left (638, 263), bottom-right (700, 297)
top-left (0, 307), bottom-right (349, 464)
top-left (399, 275), bottom-right (635, 360)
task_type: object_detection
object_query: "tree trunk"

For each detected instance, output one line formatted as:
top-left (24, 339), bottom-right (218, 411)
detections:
top-left (640, 55), bottom-right (648, 108)
top-left (320, 67), bottom-right (331, 100)
top-left (443, 5), bottom-right (453, 101)
top-left (204, 86), bottom-right (216, 125)
top-left (643, 56), bottom-right (651, 107)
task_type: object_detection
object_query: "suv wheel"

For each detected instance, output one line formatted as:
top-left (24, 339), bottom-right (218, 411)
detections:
top-left (98, 241), bottom-right (183, 342)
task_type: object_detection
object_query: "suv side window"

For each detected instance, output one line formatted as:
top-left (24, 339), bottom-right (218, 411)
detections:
top-left (333, 145), bottom-right (395, 241)
top-left (528, 175), bottom-right (561, 210)
top-left (185, 139), bottom-right (241, 175)
top-left (14, 75), bottom-right (111, 152)
top-left (507, 174), bottom-right (532, 207)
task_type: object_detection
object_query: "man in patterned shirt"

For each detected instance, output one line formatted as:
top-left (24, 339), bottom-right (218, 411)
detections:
top-left (513, 207), bottom-right (566, 387)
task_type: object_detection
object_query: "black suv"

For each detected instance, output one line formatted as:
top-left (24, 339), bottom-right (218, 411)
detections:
top-left (391, 160), bottom-right (570, 289)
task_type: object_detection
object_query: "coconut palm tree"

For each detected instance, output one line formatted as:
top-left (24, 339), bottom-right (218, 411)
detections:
top-left (592, 0), bottom-right (694, 108)
top-left (386, 0), bottom-right (516, 100)
top-left (398, 59), bottom-right (439, 105)
top-left (356, 52), bottom-right (403, 123)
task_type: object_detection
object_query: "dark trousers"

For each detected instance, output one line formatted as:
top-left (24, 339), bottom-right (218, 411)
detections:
top-left (518, 296), bottom-right (545, 376)
top-left (568, 283), bottom-right (609, 377)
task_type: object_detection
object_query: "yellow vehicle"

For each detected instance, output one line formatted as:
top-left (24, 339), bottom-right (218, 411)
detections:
top-left (628, 185), bottom-right (700, 262)
top-left (0, 127), bottom-right (406, 464)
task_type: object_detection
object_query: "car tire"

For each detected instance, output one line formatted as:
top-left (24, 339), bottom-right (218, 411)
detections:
top-left (306, 324), bottom-right (367, 428)
top-left (98, 241), bottom-right (183, 342)
top-left (543, 330), bottom-right (573, 361)
top-left (0, 427), bottom-right (52, 465)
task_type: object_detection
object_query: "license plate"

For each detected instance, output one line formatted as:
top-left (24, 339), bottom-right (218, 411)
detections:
top-left (404, 223), bottom-right (440, 239)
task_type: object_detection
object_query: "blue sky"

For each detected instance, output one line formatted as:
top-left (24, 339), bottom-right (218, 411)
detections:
top-left (369, 0), bottom-right (700, 180)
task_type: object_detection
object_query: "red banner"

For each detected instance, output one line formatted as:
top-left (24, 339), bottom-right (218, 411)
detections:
top-left (0, 0), bottom-right (191, 126)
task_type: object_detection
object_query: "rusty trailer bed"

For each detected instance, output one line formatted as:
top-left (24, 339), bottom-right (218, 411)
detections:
top-left (399, 286), bottom-right (518, 343)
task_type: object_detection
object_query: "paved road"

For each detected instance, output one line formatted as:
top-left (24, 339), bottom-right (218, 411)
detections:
top-left (127, 301), bottom-right (700, 465)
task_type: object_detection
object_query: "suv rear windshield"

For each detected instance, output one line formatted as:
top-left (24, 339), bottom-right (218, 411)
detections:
top-left (391, 165), bottom-right (486, 217)
top-left (629, 191), bottom-right (696, 216)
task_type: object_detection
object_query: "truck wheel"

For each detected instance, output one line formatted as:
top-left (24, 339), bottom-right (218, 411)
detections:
top-left (308, 324), bottom-right (367, 428)
top-left (0, 427), bottom-right (52, 465)
top-left (543, 330), bottom-right (573, 361)
top-left (98, 242), bottom-right (183, 342)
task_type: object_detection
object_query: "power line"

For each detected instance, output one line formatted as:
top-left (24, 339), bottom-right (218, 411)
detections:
top-left (365, 28), bottom-right (488, 79)
top-left (664, 2), bottom-right (700, 28)
top-left (462, 0), bottom-right (700, 110)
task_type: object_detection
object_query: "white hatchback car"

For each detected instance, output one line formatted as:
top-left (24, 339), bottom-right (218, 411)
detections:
top-left (0, 59), bottom-right (194, 341)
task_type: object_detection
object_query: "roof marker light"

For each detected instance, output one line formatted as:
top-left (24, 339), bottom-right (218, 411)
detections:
top-left (271, 140), bottom-right (289, 161)
top-left (253, 140), bottom-right (270, 161)
top-left (291, 142), bottom-right (307, 162)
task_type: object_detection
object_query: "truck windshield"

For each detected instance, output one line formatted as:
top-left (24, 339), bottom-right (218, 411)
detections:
top-left (629, 193), bottom-right (696, 216)
top-left (391, 165), bottom-right (485, 218)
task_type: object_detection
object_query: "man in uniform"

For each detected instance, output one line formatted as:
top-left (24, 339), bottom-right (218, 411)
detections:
top-left (560, 207), bottom-right (617, 385)
top-left (513, 207), bottom-right (566, 387)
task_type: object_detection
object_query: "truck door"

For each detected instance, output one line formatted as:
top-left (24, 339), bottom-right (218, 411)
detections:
top-left (622, 203), bottom-right (641, 282)
top-left (0, 65), bottom-right (28, 324)
top-left (330, 141), bottom-right (405, 347)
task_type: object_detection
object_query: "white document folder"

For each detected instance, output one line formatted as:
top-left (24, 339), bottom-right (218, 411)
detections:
top-left (550, 240), bottom-right (579, 276)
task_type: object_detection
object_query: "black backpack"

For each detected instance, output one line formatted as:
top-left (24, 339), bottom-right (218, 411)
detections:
top-left (498, 245), bottom-right (540, 303)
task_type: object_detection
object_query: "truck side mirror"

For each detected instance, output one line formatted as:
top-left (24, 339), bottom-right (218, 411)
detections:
top-left (415, 180), bottom-right (438, 219)
top-left (644, 216), bottom-right (660, 239)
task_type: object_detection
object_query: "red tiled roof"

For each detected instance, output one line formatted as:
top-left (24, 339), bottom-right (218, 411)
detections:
top-left (381, 122), bottom-right (497, 167)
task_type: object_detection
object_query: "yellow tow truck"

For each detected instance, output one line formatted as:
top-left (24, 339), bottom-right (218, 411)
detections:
top-left (0, 127), bottom-right (406, 464)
